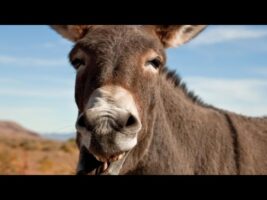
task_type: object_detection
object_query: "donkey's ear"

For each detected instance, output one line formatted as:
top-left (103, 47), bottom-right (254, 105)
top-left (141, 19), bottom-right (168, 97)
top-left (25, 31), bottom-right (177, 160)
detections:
top-left (50, 25), bottom-right (93, 42)
top-left (146, 25), bottom-right (207, 48)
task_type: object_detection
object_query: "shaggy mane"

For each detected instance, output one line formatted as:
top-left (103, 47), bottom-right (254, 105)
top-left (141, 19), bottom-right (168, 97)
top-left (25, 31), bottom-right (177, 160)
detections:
top-left (160, 67), bottom-right (212, 108)
top-left (160, 67), bottom-right (254, 116)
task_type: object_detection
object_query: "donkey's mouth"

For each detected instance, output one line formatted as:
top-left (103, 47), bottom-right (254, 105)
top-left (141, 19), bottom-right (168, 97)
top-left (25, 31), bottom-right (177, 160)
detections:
top-left (77, 147), bottom-right (128, 175)
top-left (93, 152), bottom-right (126, 175)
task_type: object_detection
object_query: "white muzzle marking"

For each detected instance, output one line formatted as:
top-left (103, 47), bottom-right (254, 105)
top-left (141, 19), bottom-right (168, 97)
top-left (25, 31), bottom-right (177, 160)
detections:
top-left (76, 85), bottom-right (141, 151)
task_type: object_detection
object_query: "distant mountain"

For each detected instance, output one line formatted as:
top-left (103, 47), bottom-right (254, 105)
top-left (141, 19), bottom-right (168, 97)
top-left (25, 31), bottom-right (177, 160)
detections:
top-left (0, 121), bottom-right (40, 139)
top-left (0, 121), bottom-right (75, 141)
top-left (41, 133), bottom-right (75, 141)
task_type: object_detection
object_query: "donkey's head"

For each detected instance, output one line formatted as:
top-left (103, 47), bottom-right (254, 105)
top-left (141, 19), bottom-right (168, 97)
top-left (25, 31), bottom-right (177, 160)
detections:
top-left (51, 25), bottom-right (206, 175)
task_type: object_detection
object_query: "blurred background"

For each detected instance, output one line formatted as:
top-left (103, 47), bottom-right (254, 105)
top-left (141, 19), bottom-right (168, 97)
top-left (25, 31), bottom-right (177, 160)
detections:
top-left (0, 25), bottom-right (266, 174)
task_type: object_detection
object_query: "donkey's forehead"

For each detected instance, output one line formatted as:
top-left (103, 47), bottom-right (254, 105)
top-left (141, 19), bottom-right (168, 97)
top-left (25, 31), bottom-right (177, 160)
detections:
top-left (82, 25), bottom-right (154, 42)
top-left (72, 25), bottom-right (165, 56)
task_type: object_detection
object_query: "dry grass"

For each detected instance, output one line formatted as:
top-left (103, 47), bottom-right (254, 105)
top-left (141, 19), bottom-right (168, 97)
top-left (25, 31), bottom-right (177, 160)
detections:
top-left (0, 136), bottom-right (78, 175)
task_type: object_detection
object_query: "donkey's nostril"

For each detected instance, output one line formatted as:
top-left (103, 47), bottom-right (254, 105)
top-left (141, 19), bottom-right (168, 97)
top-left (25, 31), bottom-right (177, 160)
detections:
top-left (77, 114), bottom-right (86, 128)
top-left (125, 114), bottom-right (138, 128)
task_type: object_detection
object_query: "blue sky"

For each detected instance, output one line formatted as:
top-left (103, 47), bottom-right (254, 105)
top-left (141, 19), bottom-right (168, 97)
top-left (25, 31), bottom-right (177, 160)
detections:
top-left (0, 25), bottom-right (267, 134)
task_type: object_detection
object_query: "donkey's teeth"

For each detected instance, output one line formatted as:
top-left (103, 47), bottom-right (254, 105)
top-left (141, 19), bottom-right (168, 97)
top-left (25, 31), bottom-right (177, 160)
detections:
top-left (103, 162), bottom-right (108, 171)
top-left (95, 155), bottom-right (107, 162)
top-left (110, 157), bottom-right (117, 162)
top-left (108, 152), bottom-right (125, 162)
top-left (118, 153), bottom-right (125, 160)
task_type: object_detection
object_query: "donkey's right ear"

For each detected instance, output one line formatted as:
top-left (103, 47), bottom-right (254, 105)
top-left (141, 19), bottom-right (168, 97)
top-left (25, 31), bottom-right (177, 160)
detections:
top-left (50, 25), bottom-right (93, 42)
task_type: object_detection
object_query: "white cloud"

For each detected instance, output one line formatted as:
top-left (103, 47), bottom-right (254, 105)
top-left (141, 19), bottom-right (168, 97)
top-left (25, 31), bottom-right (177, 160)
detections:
top-left (0, 78), bottom-right (21, 84)
top-left (0, 106), bottom-right (76, 133)
top-left (0, 54), bottom-right (68, 67)
top-left (0, 76), bottom-right (75, 99)
top-left (0, 87), bottom-right (74, 99)
top-left (249, 67), bottom-right (267, 76)
top-left (184, 76), bottom-right (267, 117)
top-left (0, 72), bottom-right (76, 133)
top-left (42, 38), bottom-right (73, 49)
top-left (191, 26), bottom-right (267, 46)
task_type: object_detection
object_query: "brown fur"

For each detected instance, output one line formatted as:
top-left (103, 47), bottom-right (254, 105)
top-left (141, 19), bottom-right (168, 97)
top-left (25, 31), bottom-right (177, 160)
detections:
top-left (52, 25), bottom-right (267, 174)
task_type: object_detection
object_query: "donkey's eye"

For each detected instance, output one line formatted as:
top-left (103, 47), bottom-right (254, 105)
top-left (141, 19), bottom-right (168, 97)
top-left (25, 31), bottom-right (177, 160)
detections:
top-left (72, 58), bottom-right (85, 69)
top-left (146, 58), bottom-right (161, 69)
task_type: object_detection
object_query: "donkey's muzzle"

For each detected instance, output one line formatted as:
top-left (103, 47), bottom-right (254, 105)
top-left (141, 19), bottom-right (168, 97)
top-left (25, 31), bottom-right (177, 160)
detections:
top-left (76, 85), bottom-right (142, 157)
top-left (75, 85), bottom-right (142, 175)
top-left (77, 108), bottom-right (141, 134)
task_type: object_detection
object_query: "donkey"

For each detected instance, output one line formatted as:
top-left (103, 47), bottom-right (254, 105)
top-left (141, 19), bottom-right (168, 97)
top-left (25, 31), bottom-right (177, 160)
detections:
top-left (51, 25), bottom-right (267, 175)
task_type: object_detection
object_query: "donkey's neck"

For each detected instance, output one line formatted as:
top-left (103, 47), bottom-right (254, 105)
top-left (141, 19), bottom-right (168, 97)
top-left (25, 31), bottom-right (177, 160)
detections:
top-left (140, 77), bottom-right (238, 174)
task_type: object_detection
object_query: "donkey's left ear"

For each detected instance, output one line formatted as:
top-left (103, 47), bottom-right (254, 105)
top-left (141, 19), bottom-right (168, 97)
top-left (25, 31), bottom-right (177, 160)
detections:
top-left (146, 25), bottom-right (207, 48)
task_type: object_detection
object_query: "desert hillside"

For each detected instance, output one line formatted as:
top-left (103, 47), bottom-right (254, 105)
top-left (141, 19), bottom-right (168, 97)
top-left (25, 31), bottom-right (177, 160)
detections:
top-left (0, 121), bottom-right (78, 175)
top-left (0, 121), bottom-right (40, 139)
